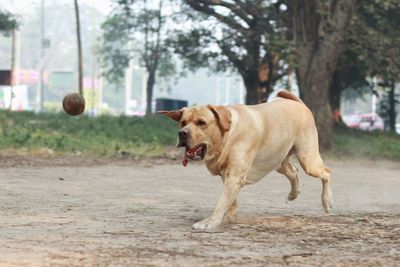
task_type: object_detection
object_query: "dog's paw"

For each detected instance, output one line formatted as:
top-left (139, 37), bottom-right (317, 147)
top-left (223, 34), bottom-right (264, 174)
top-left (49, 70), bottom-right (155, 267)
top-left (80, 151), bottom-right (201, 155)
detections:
top-left (224, 214), bottom-right (237, 224)
top-left (287, 189), bottom-right (299, 201)
top-left (322, 195), bottom-right (334, 213)
top-left (192, 217), bottom-right (221, 231)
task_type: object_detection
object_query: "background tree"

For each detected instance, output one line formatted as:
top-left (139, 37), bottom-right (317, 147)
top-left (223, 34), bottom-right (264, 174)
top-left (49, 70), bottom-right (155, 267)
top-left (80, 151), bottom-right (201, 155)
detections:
top-left (174, 0), bottom-right (292, 104)
top-left (377, 80), bottom-right (399, 132)
top-left (99, 0), bottom-right (175, 115)
top-left (0, 10), bottom-right (18, 36)
top-left (352, 0), bottom-right (400, 133)
top-left (329, 49), bottom-right (370, 126)
top-left (286, 0), bottom-right (357, 149)
top-left (178, 0), bottom-right (358, 148)
top-left (332, 0), bottom-right (400, 132)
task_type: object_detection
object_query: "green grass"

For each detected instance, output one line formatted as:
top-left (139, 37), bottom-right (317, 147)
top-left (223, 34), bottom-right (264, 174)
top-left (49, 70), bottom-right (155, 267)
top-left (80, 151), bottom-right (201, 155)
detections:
top-left (0, 110), bottom-right (177, 157)
top-left (0, 110), bottom-right (399, 161)
top-left (330, 126), bottom-right (400, 161)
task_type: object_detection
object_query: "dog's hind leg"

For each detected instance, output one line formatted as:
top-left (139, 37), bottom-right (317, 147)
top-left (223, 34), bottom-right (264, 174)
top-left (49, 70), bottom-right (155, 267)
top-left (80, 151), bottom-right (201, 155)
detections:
top-left (277, 155), bottom-right (300, 201)
top-left (296, 137), bottom-right (333, 213)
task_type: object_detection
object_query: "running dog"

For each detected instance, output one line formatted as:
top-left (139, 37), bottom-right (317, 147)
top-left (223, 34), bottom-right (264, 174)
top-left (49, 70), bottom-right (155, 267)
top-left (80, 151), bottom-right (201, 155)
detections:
top-left (159, 91), bottom-right (333, 230)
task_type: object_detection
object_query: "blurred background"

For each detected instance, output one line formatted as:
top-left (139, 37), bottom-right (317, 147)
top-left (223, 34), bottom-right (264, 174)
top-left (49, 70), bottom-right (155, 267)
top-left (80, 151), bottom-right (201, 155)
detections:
top-left (0, 0), bottom-right (398, 158)
top-left (0, 0), bottom-right (249, 116)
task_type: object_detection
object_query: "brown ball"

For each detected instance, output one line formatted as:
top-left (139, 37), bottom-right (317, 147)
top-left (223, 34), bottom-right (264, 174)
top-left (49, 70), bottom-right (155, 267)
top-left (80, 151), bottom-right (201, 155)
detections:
top-left (62, 93), bottom-right (85, 116)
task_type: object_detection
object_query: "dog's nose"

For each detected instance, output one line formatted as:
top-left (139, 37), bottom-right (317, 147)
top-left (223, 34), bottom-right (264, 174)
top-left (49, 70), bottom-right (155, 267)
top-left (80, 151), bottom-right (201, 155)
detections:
top-left (178, 129), bottom-right (189, 147)
top-left (179, 129), bottom-right (189, 140)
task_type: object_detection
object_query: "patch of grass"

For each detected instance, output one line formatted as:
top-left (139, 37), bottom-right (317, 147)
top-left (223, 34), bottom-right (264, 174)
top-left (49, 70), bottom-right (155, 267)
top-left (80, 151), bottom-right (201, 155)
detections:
top-left (331, 126), bottom-right (400, 161)
top-left (1, 110), bottom-right (399, 161)
top-left (0, 110), bottom-right (177, 157)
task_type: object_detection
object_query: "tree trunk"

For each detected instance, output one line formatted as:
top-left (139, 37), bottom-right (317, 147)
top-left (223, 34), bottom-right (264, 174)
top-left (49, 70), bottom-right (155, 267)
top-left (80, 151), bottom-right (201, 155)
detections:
top-left (264, 60), bottom-right (275, 101)
top-left (291, 0), bottom-right (356, 150)
top-left (298, 56), bottom-right (334, 149)
top-left (242, 68), bottom-right (260, 105)
top-left (388, 79), bottom-right (396, 132)
top-left (145, 70), bottom-right (156, 115)
top-left (329, 70), bottom-right (346, 127)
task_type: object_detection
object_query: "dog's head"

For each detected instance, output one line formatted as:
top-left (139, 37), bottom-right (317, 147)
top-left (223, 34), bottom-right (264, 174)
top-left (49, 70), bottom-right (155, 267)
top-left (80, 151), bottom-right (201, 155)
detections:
top-left (159, 105), bottom-right (231, 166)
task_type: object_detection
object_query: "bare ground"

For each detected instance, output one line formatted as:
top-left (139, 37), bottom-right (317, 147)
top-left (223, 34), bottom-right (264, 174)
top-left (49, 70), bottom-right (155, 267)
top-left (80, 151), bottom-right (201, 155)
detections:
top-left (0, 157), bottom-right (399, 266)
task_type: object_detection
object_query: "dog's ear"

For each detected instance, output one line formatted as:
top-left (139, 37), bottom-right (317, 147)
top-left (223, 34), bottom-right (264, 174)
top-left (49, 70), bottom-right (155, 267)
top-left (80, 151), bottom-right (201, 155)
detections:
top-left (207, 105), bottom-right (232, 132)
top-left (157, 109), bottom-right (183, 122)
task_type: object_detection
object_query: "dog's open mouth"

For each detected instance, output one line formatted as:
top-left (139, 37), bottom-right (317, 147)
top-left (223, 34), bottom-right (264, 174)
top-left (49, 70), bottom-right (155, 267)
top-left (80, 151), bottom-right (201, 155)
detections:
top-left (182, 144), bottom-right (207, 167)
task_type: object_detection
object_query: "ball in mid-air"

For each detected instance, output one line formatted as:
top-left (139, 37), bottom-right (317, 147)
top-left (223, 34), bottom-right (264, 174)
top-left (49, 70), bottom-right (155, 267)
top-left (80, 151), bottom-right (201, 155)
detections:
top-left (62, 93), bottom-right (85, 116)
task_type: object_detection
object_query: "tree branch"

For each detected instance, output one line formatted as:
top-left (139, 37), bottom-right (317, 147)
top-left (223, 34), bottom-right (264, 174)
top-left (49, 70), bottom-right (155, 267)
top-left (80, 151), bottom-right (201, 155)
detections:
top-left (185, 0), bottom-right (248, 33)
top-left (196, 0), bottom-right (252, 25)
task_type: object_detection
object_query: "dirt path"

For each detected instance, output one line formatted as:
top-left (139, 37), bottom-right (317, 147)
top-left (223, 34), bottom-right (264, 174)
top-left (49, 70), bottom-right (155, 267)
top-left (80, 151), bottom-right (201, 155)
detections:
top-left (0, 159), bottom-right (399, 266)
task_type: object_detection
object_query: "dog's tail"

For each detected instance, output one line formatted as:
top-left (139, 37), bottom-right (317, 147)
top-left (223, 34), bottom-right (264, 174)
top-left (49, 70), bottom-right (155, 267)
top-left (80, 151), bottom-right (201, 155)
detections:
top-left (276, 90), bottom-right (304, 104)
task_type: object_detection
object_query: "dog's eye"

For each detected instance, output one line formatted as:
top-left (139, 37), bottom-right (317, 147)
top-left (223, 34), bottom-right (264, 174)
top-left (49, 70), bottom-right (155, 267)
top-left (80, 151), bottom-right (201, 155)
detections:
top-left (181, 121), bottom-right (187, 127)
top-left (196, 120), bottom-right (206, 127)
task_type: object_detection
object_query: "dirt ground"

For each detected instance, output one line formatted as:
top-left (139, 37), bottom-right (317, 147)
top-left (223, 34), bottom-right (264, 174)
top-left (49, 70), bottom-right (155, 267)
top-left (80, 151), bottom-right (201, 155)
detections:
top-left (0, 156), bottom-right (399, 266)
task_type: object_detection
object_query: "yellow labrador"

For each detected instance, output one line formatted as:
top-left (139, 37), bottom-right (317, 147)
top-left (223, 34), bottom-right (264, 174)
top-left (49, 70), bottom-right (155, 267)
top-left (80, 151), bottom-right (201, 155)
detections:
top-left (159, 91), bottom-right (333, 230)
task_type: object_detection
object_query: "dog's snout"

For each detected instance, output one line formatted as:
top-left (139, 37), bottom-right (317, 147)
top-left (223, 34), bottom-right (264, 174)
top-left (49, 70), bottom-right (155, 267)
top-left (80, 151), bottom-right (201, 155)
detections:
top-left (178, 129), bottom-right (190, 147)
top-left (179, 129), bottom-right (189, 140)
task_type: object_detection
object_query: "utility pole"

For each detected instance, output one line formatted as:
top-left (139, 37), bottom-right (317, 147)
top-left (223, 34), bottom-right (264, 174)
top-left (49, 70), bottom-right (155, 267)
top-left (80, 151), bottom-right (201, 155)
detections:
top-left (125, 42), bottom-right (133, 115)
top-left (372, 77), bottom-right (377, 114)
top-left (36, 0), bottom-right (45, 113)
top-left (141, 69), bottom-right (147, 114)
top-left (98, 76), bottom-right (103, 115)
top-left (90, 8), bottom-right (97, 116)
top-left (74, 0), bottom-right (83, 96)
top-left (216, 78), bottom-right (221, 105)
top-left (225, 77), bottom-right (230, 105)
top-left (239, 81), bottom-right (244, 104)
top-left (9, 29), bottom-right (16, 110)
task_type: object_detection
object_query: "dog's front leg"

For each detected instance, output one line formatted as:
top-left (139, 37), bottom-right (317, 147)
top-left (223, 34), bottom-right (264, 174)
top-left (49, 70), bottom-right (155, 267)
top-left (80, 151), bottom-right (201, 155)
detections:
top-left (193, 176), bottom-right (243, 230)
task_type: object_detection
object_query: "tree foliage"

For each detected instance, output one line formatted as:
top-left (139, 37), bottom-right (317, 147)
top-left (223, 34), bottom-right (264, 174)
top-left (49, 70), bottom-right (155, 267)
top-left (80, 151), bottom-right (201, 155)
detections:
top-left (172, 0), bottom-right (292, 104)
top-left (349, 0), bottom-right (400, 80)
top-left (98, 0), bottom-right (175, 114)
top-left (333, 0), bottom-right (400, 131)
top-left (0, 10), bottom-right (18, 36)
top-left (177, 0), bottom-right (358, 148)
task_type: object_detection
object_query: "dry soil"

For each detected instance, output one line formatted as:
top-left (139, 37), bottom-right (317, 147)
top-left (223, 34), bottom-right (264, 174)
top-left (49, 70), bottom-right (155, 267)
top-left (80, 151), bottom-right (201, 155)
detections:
top-left (0, 157), bottom-right (399, 266)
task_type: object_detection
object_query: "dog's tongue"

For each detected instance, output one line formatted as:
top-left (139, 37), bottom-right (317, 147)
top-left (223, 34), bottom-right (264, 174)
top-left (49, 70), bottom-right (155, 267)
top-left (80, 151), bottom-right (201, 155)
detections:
top-left (182, 148), bottom-right (189, 167)
top-left (182, 147), bottom-right (197, 167)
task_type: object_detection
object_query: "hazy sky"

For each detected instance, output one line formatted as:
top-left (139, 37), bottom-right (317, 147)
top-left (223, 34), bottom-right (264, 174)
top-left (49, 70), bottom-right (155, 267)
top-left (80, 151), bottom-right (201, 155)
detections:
top-left (1, 0), bottom-right (112, 15)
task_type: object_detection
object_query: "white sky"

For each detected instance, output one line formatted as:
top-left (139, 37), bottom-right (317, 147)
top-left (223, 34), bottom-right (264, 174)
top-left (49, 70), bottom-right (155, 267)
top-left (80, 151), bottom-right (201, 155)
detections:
top-left (1, 0), bottom-right (112, 15)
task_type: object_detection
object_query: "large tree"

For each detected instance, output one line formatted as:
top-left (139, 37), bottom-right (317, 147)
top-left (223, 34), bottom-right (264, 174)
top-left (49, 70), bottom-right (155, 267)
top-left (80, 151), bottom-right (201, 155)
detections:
top-left (99, 0), bottom-right (175, 115)
top-left (286, 0), bottom-right (357, 149)
top-left (178, 0), bottom-right (357, 148)
top-left (174, 0), bottom-right (291, 104)
top-left (359, 0), bottom-right (400, 133)
top-left (331, 0), bottom-right (400, 132)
